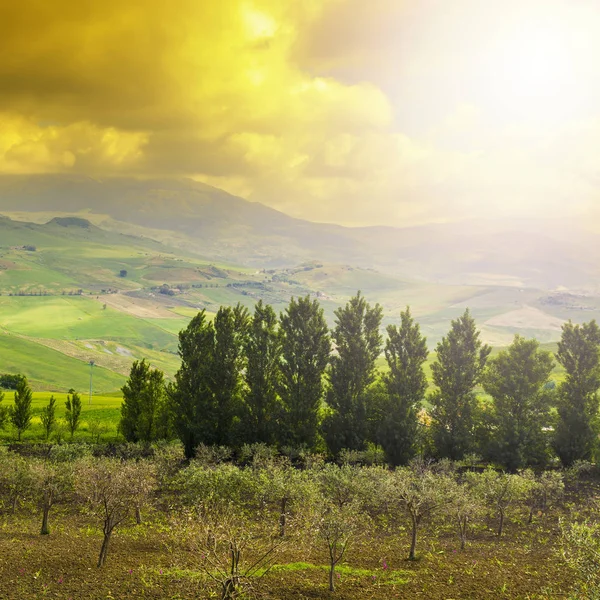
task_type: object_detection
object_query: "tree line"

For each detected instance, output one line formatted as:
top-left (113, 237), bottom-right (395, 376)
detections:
top-left (115, 292), bottom-right (600, 469)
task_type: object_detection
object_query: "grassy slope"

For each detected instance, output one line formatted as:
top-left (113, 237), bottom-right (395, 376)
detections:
top-left (0, 214), bottom-right (593, 399)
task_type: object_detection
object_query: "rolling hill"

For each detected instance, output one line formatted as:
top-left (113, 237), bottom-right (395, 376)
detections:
top-left (0, 175), bottom-right (599, 392)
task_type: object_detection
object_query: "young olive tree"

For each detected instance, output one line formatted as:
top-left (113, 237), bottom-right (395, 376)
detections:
top-left (76, 458), bottom-right (152, 567)
top-left (198, 508), bottom-right (284, 600)
top-left (387, 462), bottom-right (451, 560)
top-left (257, 461), bottom-right (317, 538)
top-left (521, 469), bottom-right (564, 524)
top-left (444, 477), bottom-right (485, 550)
top-left (317, 500), bottom-right (364, 592)
top-left (0, 451), bottom-right (33, 513)
top-left (466, 468), bottom-right (533, 536)
top-left (29, 459), bottom-right (73, 535)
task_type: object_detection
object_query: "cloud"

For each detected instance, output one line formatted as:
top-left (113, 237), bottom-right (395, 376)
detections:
top-left (1, 0), bottom-right (600, 226)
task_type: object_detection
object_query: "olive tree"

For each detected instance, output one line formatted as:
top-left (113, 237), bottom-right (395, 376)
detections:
top-left (466, 468), bottom-right (533, 536)
top-left (29, 459), bottom-right (73, 535)
top-left (444, 477), bottom-right (485, 550)
top-left (387, 461), bottom-right (451, 560)
top-left (76, 458), bottom-right (153, 567)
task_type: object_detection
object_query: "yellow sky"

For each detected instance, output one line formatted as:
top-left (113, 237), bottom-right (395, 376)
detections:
top-left (1, 0), bottom-right (600, 226)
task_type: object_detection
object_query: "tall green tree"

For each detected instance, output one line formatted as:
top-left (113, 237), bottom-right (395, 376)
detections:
top-left (120, 359), bottom-right (168, 443)
top-left (376, 307), bottom-right (429, 465)
top-left (65, 389), bottom-right (82, 440)
top-left (482, 335), bottom-right (554, 471)
top-left (278, 295), bottom-right (330, 449)
top-left (553, 320), bottom-right (600, 466)
top-left (40, 395), bottom-right (57, 441)
top-left (241, 300), bottom-right (282, 445)
top-left (10, 377), bottom-right (33, 441)
top-left (211, 303), bottom-right (250, 446)
top-left (0, 390), bottom-right (7, 431)
top-left (429, 309), bottom-right (491, 460)
top-left (170, 310), bottom-right (216, 458)
top-left (323, 292), bottom-right (383, 455)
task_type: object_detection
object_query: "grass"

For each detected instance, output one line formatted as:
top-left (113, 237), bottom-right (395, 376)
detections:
top-left (0, 333), bottom-right (125, 392)
top-left (0, 392), bottom-right (123, 442)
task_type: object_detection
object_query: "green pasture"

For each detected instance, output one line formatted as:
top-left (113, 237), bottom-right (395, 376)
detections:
top-left (0, 391), bottom-right (123, 442)
top-left (0, 333), bottom-right (125, 392)
top-left (0, 296), bottom-right (177, 350)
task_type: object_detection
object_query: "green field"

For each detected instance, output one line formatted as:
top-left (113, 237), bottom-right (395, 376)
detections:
top-left (0, 391), bottom-right (123, 442)
top-left (0, 213), bottom-right (592, 401)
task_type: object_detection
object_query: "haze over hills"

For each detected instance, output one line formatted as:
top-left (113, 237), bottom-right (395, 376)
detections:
top-left (0, 174), bottom-right (598, 291)
top-left (1, 174), bottom-right (600, 391)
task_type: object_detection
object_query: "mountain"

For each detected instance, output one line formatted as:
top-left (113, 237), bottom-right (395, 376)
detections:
top-left (0, 174), bottom-right (598, 290)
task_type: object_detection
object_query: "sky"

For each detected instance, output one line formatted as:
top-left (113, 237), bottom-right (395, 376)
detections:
top-left (1, 0), bottom-right (600, 227)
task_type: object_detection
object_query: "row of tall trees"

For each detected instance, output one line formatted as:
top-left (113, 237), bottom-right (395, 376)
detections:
top-left (119, 293), bottom-right (600, 469)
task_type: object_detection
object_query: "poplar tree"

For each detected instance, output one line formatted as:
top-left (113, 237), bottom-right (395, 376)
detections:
top-left (429, 309), bottom-right (491, 460)
top-left (0, 390), bottom-right (7, 431)
top-left (170, 310), bottom-right (216, 458)
top-left (120, 359), bottom-right (167, 443)
top-left (482, 335), bottom-right (554, 470)
top-left (278, 296), bottom-right (330, 449)
top-left (10, 376), bottom-right (33, 441)
top-left (553, 320), bottom-right (600, 466)
top-left (241, 300), bottom-right (282, 445)
top-left (211, 303), bottom-right (250, 446)
top-left (323, 292), bottom-right (383, 454)
top-left (378, 307), bottom-right (429, 465)
top-left (40, 395), bottom-right (57, 441)
top-left (65, 389), bottom-right (82, 440)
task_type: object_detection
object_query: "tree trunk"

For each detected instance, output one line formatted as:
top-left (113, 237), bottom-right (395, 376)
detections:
top-left (528, 507), bottom-right (534, 524)
top-left (498, 510), bottom-right (505, 537)
top-left (98, 530), bottom-right (112, 568)
top-left (279, 498), bottom-right (287, 537)
top-left (459, 516), bottom-right (467, 550)
top-left (135, 506), bottom-right (142, 525)
top-left (409, 514), bottom-right (418, 560)
top-left (40, 504), bottom-right (51, 535)
top-left (329, 562), bottom-right (335, 592)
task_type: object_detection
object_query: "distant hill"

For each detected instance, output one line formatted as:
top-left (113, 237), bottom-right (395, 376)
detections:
top-left (0, 174), bottom-right (599, 290)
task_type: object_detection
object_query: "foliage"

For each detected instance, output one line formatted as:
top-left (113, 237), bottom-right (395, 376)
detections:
top-left (64, 389), bottom-right (82, 440)
top-left (466, 468), bottom-right (533, 536)
top-left (278, 295), bottom-right (330, 449)
top-left (0, 389), bottom-right (7, 431)
top-left (39, 395), bottom-right (57, 441)
top-left (482, 335), bottom-right (555, 470)
top-left (554, 320), bottom-right (600, 466)
top-left (560, 520), bottom-right (600, 600)
top-left (29, 459), bottom-right (74, 535)
top-left (75, 457), bottom-right (152, 567)
top-left (211, 303), bottom-right (250, 446)
top-left (120, 359), bottom-right (169, 443)
top-left (386, 460), bottom-right (452, 559)
top-left (429, 309), bottom-right (491, 460)
top-left (10, 377), bottom-right (33, 441)
top-left (241, 300), bottom-right (282, 445)
top-left (323, 291), bottom-right (383, 455)
top-left (170, 310), bottom-right (215, 458)
top-left (376, 307), bottom-right (428, 465)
